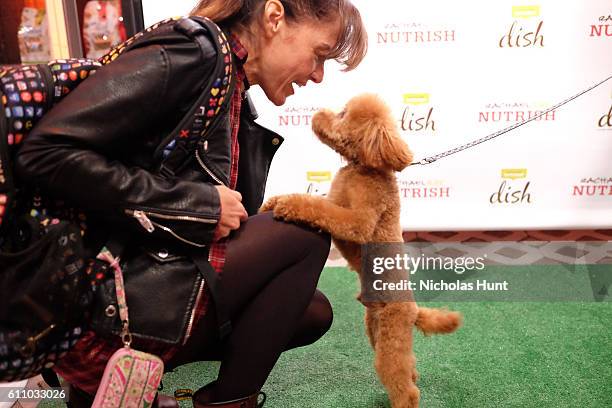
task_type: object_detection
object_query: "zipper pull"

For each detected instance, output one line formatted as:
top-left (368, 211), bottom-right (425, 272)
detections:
top-left (133, 210), bottom-right (155, 233)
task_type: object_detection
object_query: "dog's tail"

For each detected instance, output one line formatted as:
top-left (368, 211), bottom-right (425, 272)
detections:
top-left (415, 307), bottom-right (462, 335)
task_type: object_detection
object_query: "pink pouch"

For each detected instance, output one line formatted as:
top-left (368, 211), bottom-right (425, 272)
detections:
top-left (92, 347), bottom-right (163, 408)
top-left (91, 249), bottom-right (165, 408)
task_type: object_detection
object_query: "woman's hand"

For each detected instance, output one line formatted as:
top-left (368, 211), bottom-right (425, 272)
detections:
top-left (214, 185), bottom-right (248, 240)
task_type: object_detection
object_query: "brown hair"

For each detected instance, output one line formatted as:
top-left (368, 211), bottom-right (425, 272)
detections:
top-left (191, 0), bottom-right (367, 71)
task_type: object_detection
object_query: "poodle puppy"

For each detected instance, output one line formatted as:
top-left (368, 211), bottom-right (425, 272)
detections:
top-left (260, 94), bottom-right (461, 408)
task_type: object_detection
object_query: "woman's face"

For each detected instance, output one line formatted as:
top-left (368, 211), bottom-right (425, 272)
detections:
top-left (251, 15), bottom-right (342, 106)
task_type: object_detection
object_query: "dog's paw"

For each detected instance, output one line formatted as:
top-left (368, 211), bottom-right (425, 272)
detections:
top-left (312, 108), bottom-right (335, 131)
top-left (271, 194), bottom-right (304, 221)
top-left (259, 195), bottom-right (283, 213)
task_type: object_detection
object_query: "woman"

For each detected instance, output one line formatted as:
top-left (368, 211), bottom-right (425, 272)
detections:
top-left (16, 0), bottom-right (366, 407)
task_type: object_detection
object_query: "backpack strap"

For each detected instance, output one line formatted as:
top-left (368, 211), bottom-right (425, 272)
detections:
top-left (157, 18), bottom-right (235, 340)
top-left (157, 17), bottom-right (235, 179)
top-left (98, 16), bottom-right (234, 178)
top-left (0, 89), bottom-right (12, 237)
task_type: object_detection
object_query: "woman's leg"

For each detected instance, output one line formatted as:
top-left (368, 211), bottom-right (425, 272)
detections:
top-left (286, 289), bottom-right (333, 349)
top-left (169, 211), bottom-right (332, 401)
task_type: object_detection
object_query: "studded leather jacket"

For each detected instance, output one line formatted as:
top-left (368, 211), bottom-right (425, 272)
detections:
top-left (15, 19), bottom-right (284, 343)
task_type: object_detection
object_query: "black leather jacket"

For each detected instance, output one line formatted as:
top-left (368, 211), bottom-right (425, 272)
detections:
top-left (15, 19), bottom-right (284, 344)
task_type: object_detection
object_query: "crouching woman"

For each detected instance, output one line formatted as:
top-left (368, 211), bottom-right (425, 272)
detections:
top-left (16, 0), bottom-right (366, 406)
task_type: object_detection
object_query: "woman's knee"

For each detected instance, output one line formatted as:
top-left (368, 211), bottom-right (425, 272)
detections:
top-left (288, 290), bottom-right (333, 349)
top-left (311, 290), bottom-right (334, 337)
top-left (303, 228), bottom-right (331, 262)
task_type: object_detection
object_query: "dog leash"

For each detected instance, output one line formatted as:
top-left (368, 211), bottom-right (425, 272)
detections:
top-left (410, 74), bottom-right (612, 166)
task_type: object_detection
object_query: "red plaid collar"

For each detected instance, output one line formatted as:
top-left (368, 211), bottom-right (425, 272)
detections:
top-left (229, 32), bottom-right (248, 64)
top-left (229, 32), bottom-right (249, 90)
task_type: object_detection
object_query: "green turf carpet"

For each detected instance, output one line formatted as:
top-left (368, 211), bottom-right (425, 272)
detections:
top-left (40, 265), bottom-right (611, 408)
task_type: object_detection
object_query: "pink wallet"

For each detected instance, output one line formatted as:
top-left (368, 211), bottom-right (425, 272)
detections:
top-left (91, 250), bottom-right (165, 408)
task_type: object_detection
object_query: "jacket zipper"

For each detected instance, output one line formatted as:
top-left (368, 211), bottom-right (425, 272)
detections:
top-left (183, 278), bottom-right (205, 344)
top-left (131, 210), bottom-right (155, 232)
top-left (127, 209), bottom-right (217, 225)
top-left (195, 148), bottom-right (226, 186)
top-left (126, 209), bottom-right (211, 342)
top-left (125, 209), bottom-right (216, 248)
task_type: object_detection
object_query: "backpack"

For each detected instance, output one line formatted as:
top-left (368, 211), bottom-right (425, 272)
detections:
top-left (0, 16), bottom-right (234, 382)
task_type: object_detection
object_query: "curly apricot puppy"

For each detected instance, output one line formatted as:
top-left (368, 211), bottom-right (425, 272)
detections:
top-left (261, 94), bottom-right (461, 408)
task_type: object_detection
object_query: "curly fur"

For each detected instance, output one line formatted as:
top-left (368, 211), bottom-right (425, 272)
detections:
top-left (260, 94), bottom-right (461, 408)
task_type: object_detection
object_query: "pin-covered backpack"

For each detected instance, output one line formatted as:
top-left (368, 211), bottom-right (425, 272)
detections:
top-left (0, 16), bottom-right (233, 382)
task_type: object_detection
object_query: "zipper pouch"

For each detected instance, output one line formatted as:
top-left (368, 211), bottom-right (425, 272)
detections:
top-left (91, 250), bottom-right (164, 408)
top-left (92, 346), bottom-right (163, 408)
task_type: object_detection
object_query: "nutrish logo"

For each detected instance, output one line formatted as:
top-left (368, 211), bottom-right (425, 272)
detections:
top-left (278, 105), bottom-right (321, 127)
top-left (399, 179), bottom-right (451, 200)
top-left (490, 169), bottom-right (532, 205)
top-left (499, 5), bottom-right (544, 48)
top-left (376, 21), bottom-right (456, 46)
top-left (478, 101), bottom-right (557, 124)
top-left (590, 14), bottom-right (612, 37)
top-left (399, 93), bottom-right (436, 133)
top-left (572, 177), bottom-right (612, 197)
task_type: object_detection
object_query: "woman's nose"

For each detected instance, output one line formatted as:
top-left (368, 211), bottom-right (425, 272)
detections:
top-left (310, 62), bottom-right (325, 84)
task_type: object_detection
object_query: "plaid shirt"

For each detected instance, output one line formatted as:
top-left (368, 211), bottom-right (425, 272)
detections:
top-left (208, 32), bottom-right (248, 273)
top-left (54, 33), bottom-right (249, 395)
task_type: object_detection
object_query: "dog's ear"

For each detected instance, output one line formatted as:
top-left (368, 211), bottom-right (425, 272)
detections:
top-left (361, 122), bottom-right (413, 171)
top-left (350, 95), bottom-right (413, 171)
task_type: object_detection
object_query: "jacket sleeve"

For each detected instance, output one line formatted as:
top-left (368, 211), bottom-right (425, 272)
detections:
top-left (16, 39), bottom-right (221, 247)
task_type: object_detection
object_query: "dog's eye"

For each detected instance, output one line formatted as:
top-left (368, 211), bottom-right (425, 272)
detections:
top-left (338, 109), bottom-right (346, 119)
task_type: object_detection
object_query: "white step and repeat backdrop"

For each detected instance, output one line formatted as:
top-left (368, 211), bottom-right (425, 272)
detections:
top-left (144, 0), bottom-right (612, 231)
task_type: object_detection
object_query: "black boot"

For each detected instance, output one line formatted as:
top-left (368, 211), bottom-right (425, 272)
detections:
top-left (192, 381), bottom-right (266, 408)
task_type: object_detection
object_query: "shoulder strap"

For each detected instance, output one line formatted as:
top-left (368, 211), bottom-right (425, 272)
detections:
top-left (0, 91), bottom-right (12, 238)
top-left (191, 250), bottom-right (233, 339)
top-left (162, 17), bottom-right (235, 340)
top-left (98, 16), bottom-right (234, 178)
top-left (157, 17), bottom-right (235, 178)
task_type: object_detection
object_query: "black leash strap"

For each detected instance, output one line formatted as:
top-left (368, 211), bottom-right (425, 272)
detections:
top-left (411, 74), bottom-right (612, 166)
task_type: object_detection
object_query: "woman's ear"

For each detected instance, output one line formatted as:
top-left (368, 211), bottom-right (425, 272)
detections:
top-left (262, 0), bottom-right (286, 37)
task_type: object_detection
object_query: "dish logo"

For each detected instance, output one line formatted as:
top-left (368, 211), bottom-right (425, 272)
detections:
top-left (306, 171), bottom-right (332, 196)
top-left (499, 5), bottom-right (544, 48)
top-left (399, 93), bottom-right (436, 132)
top-left (598, 103), bottom-right (612, 129)
top-left (490, 168), bottom-right (532, 204)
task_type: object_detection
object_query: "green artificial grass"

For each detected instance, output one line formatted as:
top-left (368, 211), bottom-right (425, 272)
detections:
top-left (40, 265), bottom-right (612, 408)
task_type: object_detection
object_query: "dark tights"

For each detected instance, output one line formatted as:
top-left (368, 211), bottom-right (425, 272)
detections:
top-left (168, 211), bottom-right (332, 401)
